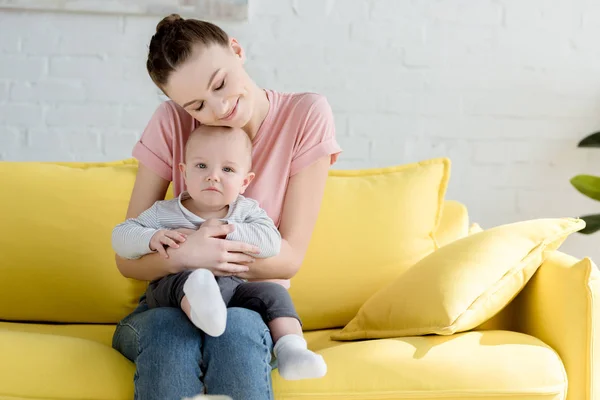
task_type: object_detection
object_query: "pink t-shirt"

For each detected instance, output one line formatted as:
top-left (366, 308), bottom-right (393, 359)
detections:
top-left (132, 89), bottom-right (342, 284)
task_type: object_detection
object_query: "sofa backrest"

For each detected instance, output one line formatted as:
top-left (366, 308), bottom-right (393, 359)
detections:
top-left (0, 158), bottom-right (460, 328)
top-left (0, 159), bottom-right (145, 324)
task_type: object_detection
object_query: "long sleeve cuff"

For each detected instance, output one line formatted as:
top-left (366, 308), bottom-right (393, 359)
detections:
top-left (113, 227), bottom-right (158, 260)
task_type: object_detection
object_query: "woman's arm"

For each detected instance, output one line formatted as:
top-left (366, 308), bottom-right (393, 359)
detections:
top-left (114, 163), bottom-right (180, 281)
top-left (237, 156), bottom-right (331, 280)
top-left (225, 199), bottom-right (282, 259)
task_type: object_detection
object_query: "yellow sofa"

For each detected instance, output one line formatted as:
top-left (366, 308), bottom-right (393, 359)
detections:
top-left (0, 159), bottom-right (598, 400)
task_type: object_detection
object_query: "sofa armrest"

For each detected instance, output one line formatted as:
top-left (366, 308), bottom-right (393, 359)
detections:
top-left (514, 251), bottom-right (600, 400)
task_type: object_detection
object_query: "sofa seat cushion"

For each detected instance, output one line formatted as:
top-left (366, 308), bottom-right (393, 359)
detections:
top-left (0, 323), bottom-right (566, 400)
top-left (274, 329), bottom-right (567, 400)
top-left (0, 326), bottom-right (133, 400)
top-left (0, 321), bottom-right (117, 347)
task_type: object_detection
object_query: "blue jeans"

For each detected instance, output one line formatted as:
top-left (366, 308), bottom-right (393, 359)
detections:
top-left (112, 295), bottom-right (274, 400)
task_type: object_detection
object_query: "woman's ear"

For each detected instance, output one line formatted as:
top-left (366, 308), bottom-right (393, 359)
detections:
top-left (230, 38), bottom-right (246, 64)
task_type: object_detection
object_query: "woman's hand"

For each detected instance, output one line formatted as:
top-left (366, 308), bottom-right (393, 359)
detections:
top-left (168, 223), bottom-right (260, 276)
top-left (175, 227), bottom-right (198, 236)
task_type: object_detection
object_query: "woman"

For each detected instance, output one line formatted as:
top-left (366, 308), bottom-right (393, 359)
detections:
top-left (111, 13), bottom-right (342, 400)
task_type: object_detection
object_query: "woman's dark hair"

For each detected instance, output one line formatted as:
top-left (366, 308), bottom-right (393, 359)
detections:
top-left (147, 14), bottom-right (230, 90)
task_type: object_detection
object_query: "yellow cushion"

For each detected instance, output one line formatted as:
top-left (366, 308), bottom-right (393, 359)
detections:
top-left (274, 329), bottom-right (566, 400)
top-left (48, 158), bottom-right (137, 169)
top-left (332, 217), bottom-right (585, 340)
top-left (290, 158), bottom-right (450, 330)
top-left (434, 200), bottom-right (470, 247)
top-left (0, 161), bottom-right (147, 323)
top-left (0, 328), bottom-right (134, 400)
top-left (469, 222), bottom-right (484, 234)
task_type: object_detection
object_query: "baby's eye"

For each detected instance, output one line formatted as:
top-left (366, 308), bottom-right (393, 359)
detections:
top-left (194, 102), bottom-right (204, 112)
top-left (223, 167), bottom-right (234, 173)
top-left (196, 163), bottom-right (206, 169)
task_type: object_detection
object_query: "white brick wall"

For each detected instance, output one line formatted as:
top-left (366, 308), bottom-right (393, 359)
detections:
top-left (1, 0), bottom-right (599, 261)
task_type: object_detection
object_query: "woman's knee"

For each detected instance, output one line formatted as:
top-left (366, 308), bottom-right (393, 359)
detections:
top-left (203, 307), bottom-right (273, 361)
top-left (115, 308), bottom-right (205, 399)
top-left (223, 307), bottom-right (272, 344)
top-left (203, 308), bottom-right (274, 399)
top-left (114, 307), bottom-right (203, 363)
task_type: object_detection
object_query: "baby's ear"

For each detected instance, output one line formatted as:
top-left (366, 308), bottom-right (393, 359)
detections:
top-left (240, 171), bottom-right (255, 194)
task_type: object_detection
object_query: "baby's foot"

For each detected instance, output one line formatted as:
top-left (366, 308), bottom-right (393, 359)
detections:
top-left (273, 334), bottom-right (327, 380)
top-left (183, 269), bottom-right (226, 336)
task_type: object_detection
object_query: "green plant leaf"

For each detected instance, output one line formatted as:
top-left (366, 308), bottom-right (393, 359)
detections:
top-left (579, 214), bottom-right (600, 234)
top-left (578, 131), bottom-right (600, 147)
top-left (570, 174), bottom-right (600, 201)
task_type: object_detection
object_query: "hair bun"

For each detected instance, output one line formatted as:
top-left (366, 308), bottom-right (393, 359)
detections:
top-left (156, 14), bottom-right (184, 33)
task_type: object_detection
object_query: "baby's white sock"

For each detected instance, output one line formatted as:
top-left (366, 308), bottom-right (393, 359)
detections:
top-left (183, 269), bottom-right (227, 337)
top-left (273, 334), bottom-right (327, 380)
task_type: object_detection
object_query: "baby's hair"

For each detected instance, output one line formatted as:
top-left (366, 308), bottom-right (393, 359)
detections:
top-left (147, 14), bottom-right (230, 91)
top-left (185, 126), bottom-right (253, 169)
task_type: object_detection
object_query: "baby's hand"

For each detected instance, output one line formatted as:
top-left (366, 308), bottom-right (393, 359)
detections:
top-left (202, 219), bottom-right (227, 239)
top-left (150, 229), bottom-right (187, 258)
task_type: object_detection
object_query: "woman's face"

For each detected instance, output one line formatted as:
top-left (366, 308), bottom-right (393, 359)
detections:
top-left (164, 39), bottom-right (254, 129)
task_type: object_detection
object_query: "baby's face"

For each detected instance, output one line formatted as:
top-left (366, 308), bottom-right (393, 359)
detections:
top-left (181, 130), bottom-right (253, 209)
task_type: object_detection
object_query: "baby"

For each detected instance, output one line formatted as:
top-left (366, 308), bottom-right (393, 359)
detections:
top-left (112, 125), bottom-right (326, 381)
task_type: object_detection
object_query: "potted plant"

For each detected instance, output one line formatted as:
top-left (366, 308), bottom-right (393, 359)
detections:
top-left (570, 132), bottom-right (600, 234)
